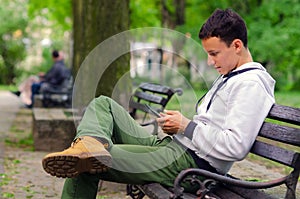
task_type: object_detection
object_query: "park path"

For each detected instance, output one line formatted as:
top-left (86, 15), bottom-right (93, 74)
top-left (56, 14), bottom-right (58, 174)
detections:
top-left (0, 91), bottom-right (127, 199)
top-left (0, 91), bottom-right (23, 175)
top-left (0, 91), bottom-right (65, 198)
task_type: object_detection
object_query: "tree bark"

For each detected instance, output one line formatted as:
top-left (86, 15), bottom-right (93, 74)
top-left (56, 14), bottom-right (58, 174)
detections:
top-left (72, 0), bottom-right (130, 104)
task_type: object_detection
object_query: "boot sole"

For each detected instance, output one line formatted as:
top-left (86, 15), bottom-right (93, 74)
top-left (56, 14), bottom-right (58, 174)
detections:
top-left (42, 153), bottom-right (112, 178)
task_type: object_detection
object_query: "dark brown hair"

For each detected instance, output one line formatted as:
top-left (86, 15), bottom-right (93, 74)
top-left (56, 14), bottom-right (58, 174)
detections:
top-left (52, 50), bottom-right (59, 58)
top-left (199, 8), bottom-right (248, 48)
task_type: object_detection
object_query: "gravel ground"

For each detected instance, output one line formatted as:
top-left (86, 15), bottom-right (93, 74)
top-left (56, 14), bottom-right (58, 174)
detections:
top-left (2, 147), bottom-right (129, 199)
top-left (1, 106), bottom-right (129, 199)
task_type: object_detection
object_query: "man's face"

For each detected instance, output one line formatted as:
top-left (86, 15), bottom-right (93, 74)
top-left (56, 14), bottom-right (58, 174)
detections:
top-left (201, 37), bottom-right (239, 75)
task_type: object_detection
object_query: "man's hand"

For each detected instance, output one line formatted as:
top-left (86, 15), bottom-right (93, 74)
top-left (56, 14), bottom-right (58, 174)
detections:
top-left (156, 110), bottom-right (190, 135)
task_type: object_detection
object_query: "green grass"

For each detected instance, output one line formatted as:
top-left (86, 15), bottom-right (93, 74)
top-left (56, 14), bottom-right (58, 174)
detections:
top-left (274, 91), bottom-right (300, 107)
top-left (165, 89), bottom-right (206, 118)
top-left (0, 85), bottom-right (17, 91)
top-left (4, 135), bottom-right (34, 151)
top-left (5, 108), bottom-right (34, 151)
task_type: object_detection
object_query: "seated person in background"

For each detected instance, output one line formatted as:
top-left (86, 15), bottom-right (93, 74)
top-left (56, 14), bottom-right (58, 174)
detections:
top-left (12, 73), bottom-right (43, 107)
top-left (30, 50), bottom-right (71, 107)
top-left (13, 50), bottom-right (71, 108)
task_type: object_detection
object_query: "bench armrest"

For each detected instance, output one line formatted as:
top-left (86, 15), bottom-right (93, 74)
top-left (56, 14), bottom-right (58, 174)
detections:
top-left (173, 168), bottom-right (288, 198)
top-left (173, 88), bottom-right (183, 96)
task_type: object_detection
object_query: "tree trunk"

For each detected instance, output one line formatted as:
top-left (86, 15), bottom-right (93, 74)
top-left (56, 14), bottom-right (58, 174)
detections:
top-left (160, 0), bottom-right (186, 83)
top-left (72, 0), bottom-right (130, 108)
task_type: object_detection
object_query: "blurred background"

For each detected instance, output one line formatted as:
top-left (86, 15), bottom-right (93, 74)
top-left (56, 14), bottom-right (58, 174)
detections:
top-left (0, 0), bottom-right (299, 104)
top-left (0, 2), bottom-right (299, 198)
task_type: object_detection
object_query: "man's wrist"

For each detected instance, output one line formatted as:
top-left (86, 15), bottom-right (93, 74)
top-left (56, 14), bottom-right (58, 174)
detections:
top-left (183, 121), bottom-right (197, 139)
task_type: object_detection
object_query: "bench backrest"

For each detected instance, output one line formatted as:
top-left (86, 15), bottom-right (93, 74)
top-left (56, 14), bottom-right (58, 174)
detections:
top-left (129, 82), bottom-right (183, 120)
top-left (250, 104), bottom-right (300, 170)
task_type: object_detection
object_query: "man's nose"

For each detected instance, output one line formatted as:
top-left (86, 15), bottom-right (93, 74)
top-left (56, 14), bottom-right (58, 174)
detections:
top-left (207, 55), bottom-right (215, 66)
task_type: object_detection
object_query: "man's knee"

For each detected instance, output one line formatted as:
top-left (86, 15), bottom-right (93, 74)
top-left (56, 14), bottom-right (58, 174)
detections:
top-left (31, 83), bottom-right (41, 93)
top-left (95, 95), bottom-right (114, 104)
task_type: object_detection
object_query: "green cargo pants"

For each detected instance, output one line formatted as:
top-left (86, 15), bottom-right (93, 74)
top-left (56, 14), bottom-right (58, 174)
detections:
top-left (61, 96), bottom-right (198, 199)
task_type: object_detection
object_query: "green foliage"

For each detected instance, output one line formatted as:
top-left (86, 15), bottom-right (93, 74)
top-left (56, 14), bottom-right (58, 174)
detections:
top-left (0, 0), bottom-right (27, 35)
top-left (274, 91), bottom-right (300, 108)
top-left (0, 84), bottom-right (17, 91)
top-left (25, 0), bottom-right (72, 79)
top-left (13, 47), bottom-right (55, 86)
top-left (28, 0), bottom-right (72, 31)
top-left (6, 0), bottom-right (299, 92)
top-left (169, 0), bottom-right (300, 91)
top-left (244, 0), bottom-right (300, 91)
top-left (31, 47), bottom-right (54, 74)
top-left (0, 0), bottom-right (28, 84)
top-left (130, 0), bottom-right (161, 28)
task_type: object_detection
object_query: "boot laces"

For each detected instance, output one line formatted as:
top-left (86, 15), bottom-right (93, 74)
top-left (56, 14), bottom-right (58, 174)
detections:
top-left (71, 137), bottom-right (82, 148)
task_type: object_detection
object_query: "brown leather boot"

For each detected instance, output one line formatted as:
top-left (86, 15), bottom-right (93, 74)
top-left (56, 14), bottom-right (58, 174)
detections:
top-left (42, 136), bottom-right (112, 178)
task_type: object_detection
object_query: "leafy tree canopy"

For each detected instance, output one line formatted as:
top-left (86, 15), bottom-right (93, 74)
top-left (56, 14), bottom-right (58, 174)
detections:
top-left (28, 0), bottom-right (72, 31)
top-left (20, 0), bottom-right (300, 90)
top-left (245, 0), bottom-right (300, 90)
top-left (0, 0), bottom-right (28, 84)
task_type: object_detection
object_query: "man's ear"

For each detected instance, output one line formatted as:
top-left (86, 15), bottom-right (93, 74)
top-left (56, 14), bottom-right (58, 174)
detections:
top-left (232, 39), bottom-right (243, 52)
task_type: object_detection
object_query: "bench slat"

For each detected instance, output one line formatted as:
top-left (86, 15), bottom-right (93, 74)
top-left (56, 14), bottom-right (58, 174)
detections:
top-left (268, 104), bottom-right (300, 125)
top-left (133, 91), bottom-right (168, 105)
top-left (129, 101), bottom-right (162, 116)
top-left (139, 83), bottom-right (174, 96)
top-left (223, 185), bottom-right (277, 199)
top-left (259, 122), bottom-right (300, 146)
top-left (138, 183), bottom-right (173, 199)
top-left (250, 140), bottom-right (299, 168)
top-left (213, 186), bottom-right (246, 199)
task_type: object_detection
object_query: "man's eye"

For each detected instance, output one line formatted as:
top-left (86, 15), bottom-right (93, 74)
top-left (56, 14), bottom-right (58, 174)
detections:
top-left (209, 52), bottom-right (218, 56)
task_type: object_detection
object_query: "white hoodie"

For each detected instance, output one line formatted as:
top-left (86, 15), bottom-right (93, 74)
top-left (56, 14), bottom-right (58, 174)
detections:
top-left (174, 62), bottom-right (275, 174)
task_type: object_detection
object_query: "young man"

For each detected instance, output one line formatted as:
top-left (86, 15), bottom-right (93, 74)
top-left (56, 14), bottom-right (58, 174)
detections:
top-left (42, 8), bottom-right (275, 198)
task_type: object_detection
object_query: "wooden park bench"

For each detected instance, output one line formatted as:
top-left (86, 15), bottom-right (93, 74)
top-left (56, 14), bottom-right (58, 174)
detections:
top-left (34, 76), bottom-right (73, 108)
top-left (127, 104), bottom-right (300, 199)
top-left (129, 82), bottom-right (183, 134)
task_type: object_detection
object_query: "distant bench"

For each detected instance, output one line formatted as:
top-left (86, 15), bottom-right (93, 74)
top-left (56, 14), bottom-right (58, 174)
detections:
top-left (129, 82), bottom-right (183, 134)
top-left (34, 76), bottom-right (73, 108)
top-left (127, 104), bottom-right (300, 199)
